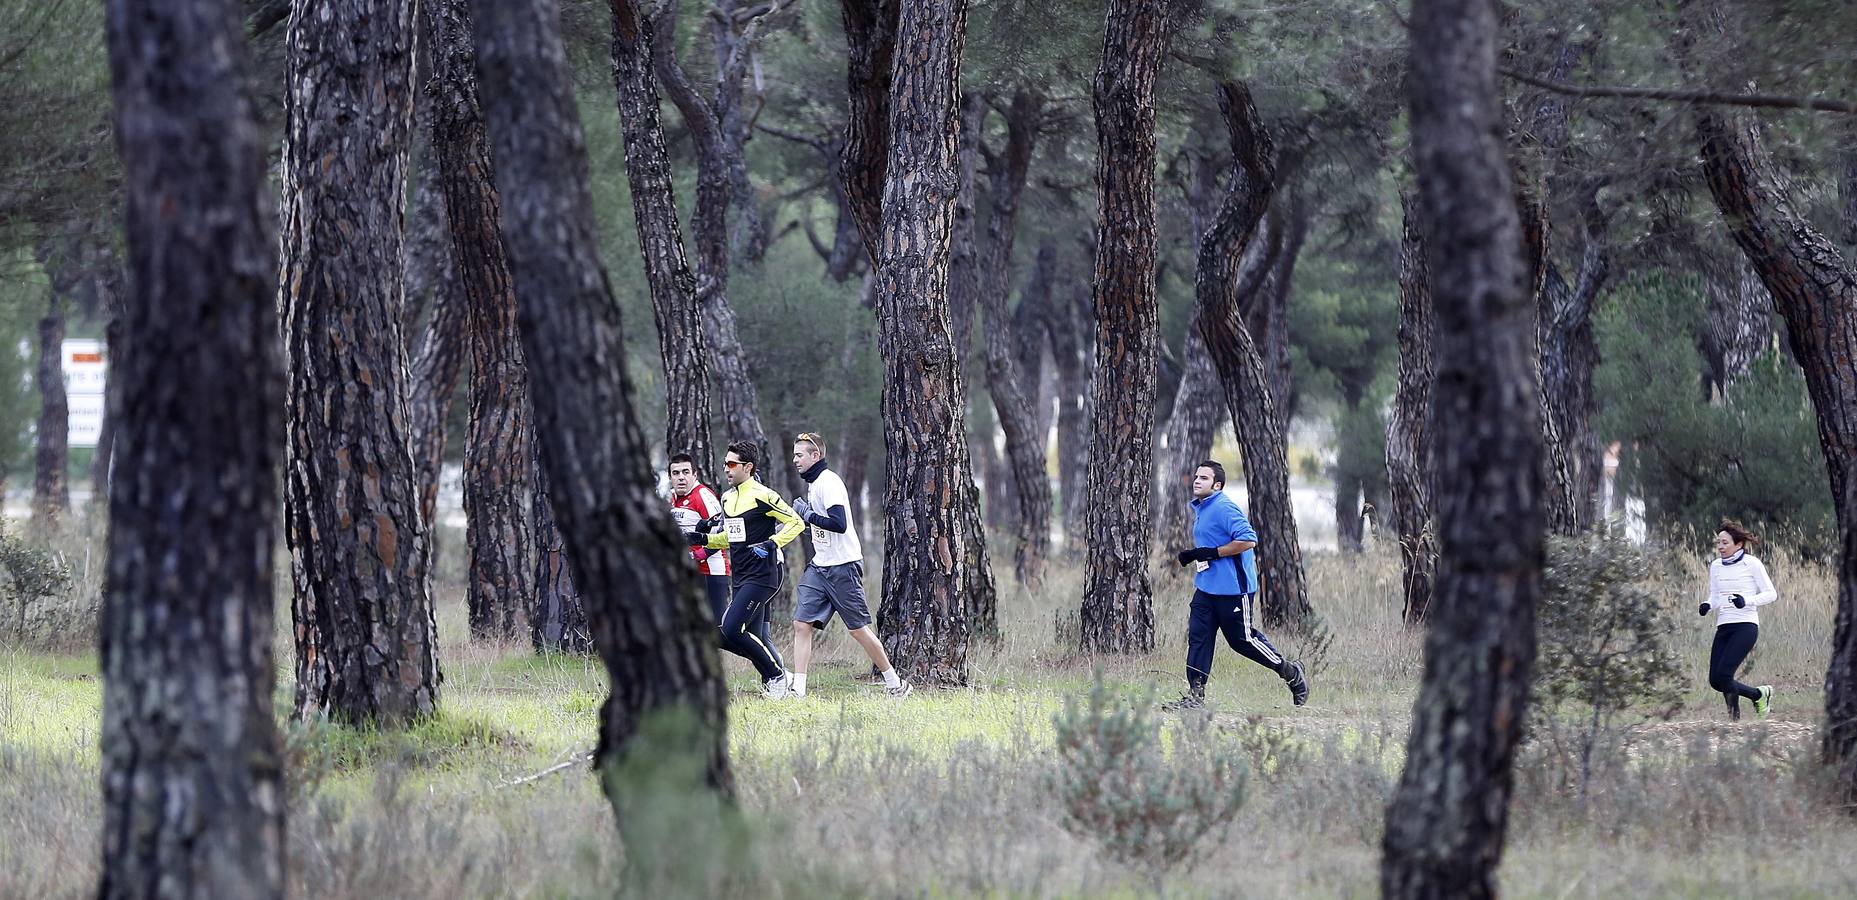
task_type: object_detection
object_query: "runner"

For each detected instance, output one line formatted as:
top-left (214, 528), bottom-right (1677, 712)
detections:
top-left (787, 432), bottom-right (911, 698)
top-left (1163, 460), bottom-right (1309, 711)
top-left (686, 440), bottom-right (799, 697)
top-left (668, 452), bottom-right (780, 667)
top-left (1699, 520), bottom-right (1778, 720)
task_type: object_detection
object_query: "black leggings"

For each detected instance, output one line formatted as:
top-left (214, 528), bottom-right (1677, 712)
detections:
top-left (706, 574), bottom-right (780, 668)
top-left (1709, 623), bottom-right (1762, 718)
top-left (719, 578), bottom-right (784, 681)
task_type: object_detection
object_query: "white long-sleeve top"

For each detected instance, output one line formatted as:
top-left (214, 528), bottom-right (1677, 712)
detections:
top-left (1704, 551), bottom-right (1778, 626)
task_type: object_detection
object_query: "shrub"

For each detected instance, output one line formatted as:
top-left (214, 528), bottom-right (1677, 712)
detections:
top-left (1047, 673), bottom-right (1248, 880)
top-left (1536, 532), bottom-right (1686, 799)
top-left (0, 526), bottom-right (76, 647)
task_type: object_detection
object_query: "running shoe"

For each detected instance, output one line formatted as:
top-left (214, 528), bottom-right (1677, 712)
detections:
top-left (1161, 690), bottom-right (1206, 711)
top-left (762, 673), bottom-right (794, 699)
top-left (885, 679), bottom-right (913, 699)
top-left (1754, 685), bottom-right (1773, 719)
top-left (1284, 660), bottom-right (1310, 707)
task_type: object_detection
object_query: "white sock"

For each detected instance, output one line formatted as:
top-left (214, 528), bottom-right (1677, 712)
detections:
top-left (881, 667), bottom-right (901, 689)
top-left (792, 673), bottom-right (807, 695)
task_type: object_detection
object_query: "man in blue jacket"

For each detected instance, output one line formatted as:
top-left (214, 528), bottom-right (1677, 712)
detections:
top-left (1164, 460), bottom-right (1309, 710)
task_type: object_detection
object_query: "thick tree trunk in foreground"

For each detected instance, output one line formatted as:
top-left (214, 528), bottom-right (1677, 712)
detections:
top-left (1696, 109), bottom-right (1857, 809)
top-left (1380, 1), bottom-right (1543, 896)
top-left (472, 0), bottom-right (731, 806)
top-left (1195, 82), bottom-right (1314, 631)
top-left (609, 0), bottom-right (714, 474)
top-left (1387, 195), bottom-right (1438, 625)
top-left (868, 0), bottom-right (981, 683)
top-left (1078, 0), bottom-right (1168, 655)
top-left (427, 0), bottom-right (536, 642)
top-left (99, 0), bottom-right (284, 891)
top-left (979, 88), bottom-right (1051, 587)
top-left (282, 0), bottom-right (439, 724)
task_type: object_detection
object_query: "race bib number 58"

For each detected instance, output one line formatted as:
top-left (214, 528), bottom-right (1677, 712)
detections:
top-left (724, 517), bottom-right (747, 542)
top-left (1194, 560), bottom-right (1210, 573)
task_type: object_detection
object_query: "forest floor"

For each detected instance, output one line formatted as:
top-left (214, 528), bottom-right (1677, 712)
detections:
top-left (4, 547), bottom-right (1855, 898)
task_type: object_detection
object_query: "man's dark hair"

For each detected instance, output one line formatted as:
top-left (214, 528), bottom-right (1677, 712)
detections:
top-left (727, 439), bottom-right (758, 468)
top-left (1197, 460), bottom-right (1226, 489)
top-left (668, 451), bottom-right (694, 470)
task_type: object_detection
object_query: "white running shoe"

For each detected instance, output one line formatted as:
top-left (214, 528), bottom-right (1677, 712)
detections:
top-left (885, 679), bottom-right (913, 699)
top-left (762, 673), bottom-right (793, 699)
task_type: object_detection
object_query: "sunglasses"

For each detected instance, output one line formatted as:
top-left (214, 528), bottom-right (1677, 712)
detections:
top-left (724, 460), bottom-right (747, 469)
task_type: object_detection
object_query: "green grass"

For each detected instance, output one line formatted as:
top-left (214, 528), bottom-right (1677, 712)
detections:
top-left (4, 547), bottom-right (1854, 898)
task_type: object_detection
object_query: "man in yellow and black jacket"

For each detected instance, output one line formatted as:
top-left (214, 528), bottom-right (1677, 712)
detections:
top-left (685, 439), bottom-right (804, 697)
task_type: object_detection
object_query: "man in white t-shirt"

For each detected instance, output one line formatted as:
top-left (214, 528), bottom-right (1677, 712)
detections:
top-left (788, 432), bottom-right (910, 698)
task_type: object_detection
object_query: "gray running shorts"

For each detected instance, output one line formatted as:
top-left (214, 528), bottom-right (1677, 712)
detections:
top-left (794, 561), bottom-right (871, 630)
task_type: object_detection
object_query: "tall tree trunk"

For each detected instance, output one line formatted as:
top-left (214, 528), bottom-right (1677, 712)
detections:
top-left (1255, 204), bottom-right (1305, 426)
top-left (1696, 109), bottom-right (1857, 808)
top-left (472, 0), bottom-right (734, 823)
top-left (1387, 194), bottom-right (1438, 625)
top-left (1046, 262), bottom-right (1092, 549)
top-left (33, 282), bottom-right (69, 530)
top-left (405, 157), bottom-right (469, 561)
top-left (1540, 193), bottom-right (1608, 530)
top-left (1078, 0), bottom-right (1167, 655)
top-left (1334, 450), bottom-right (1364, 554)
top-left (948, 93), bottom-right (985, 373)
top-left (708, 0), bottom-right (770, 262)
top-left (427, 0), bottom-right (537, 642)
top-left (1156, 326), bottom-right (1220, 548)
top-left (1381, 0), bottom-right (1542, 895)
top-left (99, 0), bottom-right (285, 893)
top-left (837, 0), bottom-right (897, 263)
top-left (529, 451), bottom-right (589, 652)
top-left (867, 0), bottom-right (981, 683)
top-left (653, 2), bottom-right (780, 491)
top-left (1701, 254), bottom-right (1773, 397)
top-left (608, 0), bottom-right (715, 478)
top-left (282, 0), bottom-right (439, 724)
top-left (1194, 82), bottom-right (1314, 631)
top-left (978, 88), bottom-right (1051, 587)
top-left (89, 260), bottom-right (122, 506)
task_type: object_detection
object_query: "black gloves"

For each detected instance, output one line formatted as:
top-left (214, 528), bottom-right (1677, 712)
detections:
top-left (1699, 602), bottom-right (1712, 616)
top-left (1176, 547), bottom-right (1220, 567)
top-left (684, 530), bottom-right (706, 547)
top-left (1731, 594), bottom-right (1747, 609)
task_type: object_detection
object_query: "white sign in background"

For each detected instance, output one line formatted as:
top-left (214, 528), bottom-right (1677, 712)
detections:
top-left (62, 339), bottom-right (106, 449)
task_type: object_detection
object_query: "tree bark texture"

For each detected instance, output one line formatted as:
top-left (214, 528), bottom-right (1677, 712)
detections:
top-left (472, 0), bottom-right (732, 799)
top-left (948, 92), bottom-right (985, 370)
top-left (1380, 2), bottom-right (1543, 897)
top-left (1387, 194), bottom-right (1438, 625)
top-left (1516, 187), bottom-right (1579, 538)
top-left (425, 0), bottom-right (538, 642)
top-left (33, 286), bottom-right (69, 529)
top-left (837, 0), bottom-right (898, 264)
top-left (978, 88), bottom-right (1051, 587)
top-left (530, 451), bottom-right (590, 652)
top-left (1078, 0), bottom-right (1167, 655)
top-left (653, 2), bottom-right (779, 491)
top-left (608, 0), bottom-right (715, 477)
top-left (1701, 254), bottom-right (1774, 396)
top-left (1539, 195), bottom-right (1608, 530)
top-left (707, 0), bottom-right (771, 262)
top-left (281, 0), bottom-right (440, 724)
top-left (1047, 263), bottom-right (1093, 548)
top-left (98, 0), bottom-right (285, 890)
top-left (1156, 325), bottom-right (1220, 550)
top-left (405, 156), bottom-right (469, 557)
top-left (868, 0), bottom-right (983, 683)
top-left (1194, 82), bottom-right (1314, 631)
top-left (1696, 109), bottom-right (1857, 808)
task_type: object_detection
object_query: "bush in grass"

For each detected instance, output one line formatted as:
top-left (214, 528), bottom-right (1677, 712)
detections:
top-left (1047, 673), bottom-right (1248, 880)
top-left (1536, 532), bottom-right (1685, 799)
top-left (0, 526), bottom-right (75, 647)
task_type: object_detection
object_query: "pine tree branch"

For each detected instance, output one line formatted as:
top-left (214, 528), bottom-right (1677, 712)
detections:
top-left (1499, 67), bottom-right (1857, 115)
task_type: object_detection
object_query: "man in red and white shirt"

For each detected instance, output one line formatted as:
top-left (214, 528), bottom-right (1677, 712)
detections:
top-left (669, 451), bottom-right (780, 667)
